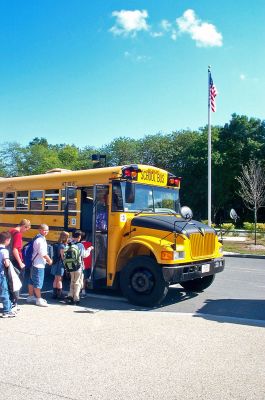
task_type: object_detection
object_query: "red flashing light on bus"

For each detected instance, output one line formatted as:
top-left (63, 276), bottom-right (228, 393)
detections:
top-left (167, 176), bottom-right (181, 187)
top-left (121, 165), bottom-right (141, 180)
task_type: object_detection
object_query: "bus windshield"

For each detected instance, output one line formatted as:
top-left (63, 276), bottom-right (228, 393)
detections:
top-left (112, 181), bottom-right (180, 214)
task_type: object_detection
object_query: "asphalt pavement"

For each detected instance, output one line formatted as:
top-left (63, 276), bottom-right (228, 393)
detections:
top-left (1, 257), bottom-right (265, 400)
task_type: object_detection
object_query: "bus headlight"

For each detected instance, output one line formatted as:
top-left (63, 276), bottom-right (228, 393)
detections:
top-left (161, 251), bottom-right (185, 261)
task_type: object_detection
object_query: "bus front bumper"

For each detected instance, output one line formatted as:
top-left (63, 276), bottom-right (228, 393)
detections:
top-left (162, 258), bottom-right (225, 284)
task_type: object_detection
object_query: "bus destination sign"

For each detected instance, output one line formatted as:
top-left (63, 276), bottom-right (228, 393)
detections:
top-left (137, 169), bottom-right (167, 187)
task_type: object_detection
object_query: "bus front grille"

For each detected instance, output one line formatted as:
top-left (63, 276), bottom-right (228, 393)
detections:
top-left (190, 233), bottom-right (215, 258)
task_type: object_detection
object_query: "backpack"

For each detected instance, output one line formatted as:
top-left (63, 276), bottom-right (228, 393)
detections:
top-left (51, 243), bottom-right (61, 265)
top-left (22, 234), bottom-right (42, 269)
top-left (63, 242), bottom-right (81, 272)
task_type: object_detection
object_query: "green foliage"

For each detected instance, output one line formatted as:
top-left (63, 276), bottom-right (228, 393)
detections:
top-left (243, 222), bottom-right (265, 232)
top-left (220, 223), bottom-right (235, 231)
top-left (257, 223), bottom-right (265, 232)
top-left (243, 222), bottom-right (255, 231)
top-left (1, 113), bottom-right (265, 221)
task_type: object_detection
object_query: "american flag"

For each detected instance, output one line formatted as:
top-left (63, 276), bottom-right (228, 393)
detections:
top-left (209, 73), bottom-right (218, 112)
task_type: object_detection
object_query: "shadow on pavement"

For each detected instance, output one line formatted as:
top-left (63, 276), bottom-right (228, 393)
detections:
top-left (18, 269), bottom-right (265, 328)
top-left (19, 269), bottom-right (198, 312)
top-left (195, 299), bottom-right (265, 327)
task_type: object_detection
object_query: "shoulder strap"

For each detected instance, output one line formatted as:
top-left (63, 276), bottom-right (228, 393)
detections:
top-left (32, 234), bottom-right (41, 263)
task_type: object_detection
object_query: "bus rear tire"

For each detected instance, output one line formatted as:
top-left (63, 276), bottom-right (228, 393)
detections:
top-left (120, 256), bottom-right (168, 307)
top-left (180, 274), bottom-right (215, 292)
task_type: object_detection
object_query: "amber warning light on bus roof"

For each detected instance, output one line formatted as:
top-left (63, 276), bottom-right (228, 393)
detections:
top-left (167, 176), bottom-right (181, 187)
top-left (121, 165), bottom-right (141, 180)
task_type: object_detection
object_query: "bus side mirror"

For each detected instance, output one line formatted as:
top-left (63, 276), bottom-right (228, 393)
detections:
top-left (125, 182), bottom-right (135, 203)
top-left (180, 206), bottom-right (193, 221)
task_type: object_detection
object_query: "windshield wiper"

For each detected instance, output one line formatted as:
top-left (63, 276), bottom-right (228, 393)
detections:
top-left (155, 208), bottom-right (177, 215)
top-left (134, 208), bottom-right (154, 216)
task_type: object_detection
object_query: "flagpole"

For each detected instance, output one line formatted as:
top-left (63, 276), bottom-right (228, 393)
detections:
top-left (208, 66), bottom-right (211, 227)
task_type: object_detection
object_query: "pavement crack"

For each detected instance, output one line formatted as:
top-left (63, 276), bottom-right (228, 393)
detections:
top-left (0, 380), bottom-right (78, 400)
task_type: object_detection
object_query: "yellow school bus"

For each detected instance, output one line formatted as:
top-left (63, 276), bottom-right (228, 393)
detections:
top-left (0, 164), bottom-right (224, 306)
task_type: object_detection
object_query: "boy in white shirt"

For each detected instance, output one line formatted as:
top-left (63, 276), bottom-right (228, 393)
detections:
top-left (27, 224), bottom-right (52, 307)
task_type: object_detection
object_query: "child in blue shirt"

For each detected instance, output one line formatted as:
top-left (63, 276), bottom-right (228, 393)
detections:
top-left (0, 231), bottom-right (16, 318)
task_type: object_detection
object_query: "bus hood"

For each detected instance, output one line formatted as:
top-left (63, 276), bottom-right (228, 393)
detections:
top-left (131, 215), bottom-right (216, 237)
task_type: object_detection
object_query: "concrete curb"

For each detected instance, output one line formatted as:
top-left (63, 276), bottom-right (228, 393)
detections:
top-left (224, 253), bottom-right (265, 259)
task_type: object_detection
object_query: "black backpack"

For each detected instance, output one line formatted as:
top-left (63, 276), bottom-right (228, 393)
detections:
top-left (51, 243), bottom-right (61, 265)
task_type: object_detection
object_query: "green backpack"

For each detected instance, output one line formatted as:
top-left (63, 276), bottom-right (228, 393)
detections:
top-left (63, 242), bottom-right (81, 272)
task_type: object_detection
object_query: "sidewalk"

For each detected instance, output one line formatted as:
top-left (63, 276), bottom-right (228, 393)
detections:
top-left (1, 300), bottom-right (265, 400)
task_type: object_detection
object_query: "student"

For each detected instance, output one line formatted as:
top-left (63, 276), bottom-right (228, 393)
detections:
top-left (27, 224), bottom-right (53, 307)
top-left (66, 230), bottom-right (93, 305)
top-left (9, 219), bottom-right (31, 271)
top-left (8, 219), bottom-right (31, 311)
top-left (51, 231), bottom-right (69, 299)
top-left (81, 239), bottom-right (93, 297)
top-left (0, 231), bottom-right (16, 318)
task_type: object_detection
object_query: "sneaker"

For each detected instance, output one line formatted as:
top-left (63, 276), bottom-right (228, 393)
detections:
top-left (11, 304), bottom-right (20, 313)
top-left (36, 298), bottom-right (48, 307)
top-left (74, 300), bottom-right (80, 305)
top-left (66, 296), bottom-right (74, 304)
top-left (2, 311), bottom-right (17, 318)
top-left (26, 295), bottom-right (37, 303)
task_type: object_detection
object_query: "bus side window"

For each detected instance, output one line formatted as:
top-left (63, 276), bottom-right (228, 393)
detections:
top-left (61, 188), bottom-right (77, 211)
top-left (45, 189), bottom-right (59, 210)
top-left (112, 182), bottom-right (123, 211)
top-left (0, 192), bottom-right (4, 209)
top-left (5, 192), bottom-right (15, 209)
top-left (30, 190), bottom-right (43, 210)
top-left (17, 191), bottom-right (29, 210)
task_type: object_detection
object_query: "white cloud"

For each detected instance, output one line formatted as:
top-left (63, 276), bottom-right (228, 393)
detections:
top-left (240, 74), bottom-right (246, 80)
top-left (171, 29), bottom-right (177, 41)
top-left (110, 10), bottom-right (149, 37)
top-left (150, 31), bottom-right (163, 38)
top-left (176, 9), bottom-right (223, 47)
top-left (161, 19), bottom-right (171, 31)
top-left (124, 51), bottom-right (150, 63)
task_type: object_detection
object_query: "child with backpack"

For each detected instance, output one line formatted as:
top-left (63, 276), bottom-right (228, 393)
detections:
top-left (0, 231), bottom-right (17, 318)
top-left (27, 224), bottom-right (53, 307)
top-left (8, 219), bottom-right (31, 312)
top-left (65, 230), bottom-right (93, 305)
top-left (51, 231), bottom-right (69, 299)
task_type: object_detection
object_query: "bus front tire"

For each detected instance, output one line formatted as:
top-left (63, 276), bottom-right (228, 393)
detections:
top-left (180, 274), bottom-right (215, 292)
top-left (120, 256), bottom-right (168, 307)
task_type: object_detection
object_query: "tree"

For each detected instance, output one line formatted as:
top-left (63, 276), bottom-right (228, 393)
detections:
top-left (101, 137), bottom-right (140, 166)
top-left (236, 160), bottom-right (265, 244)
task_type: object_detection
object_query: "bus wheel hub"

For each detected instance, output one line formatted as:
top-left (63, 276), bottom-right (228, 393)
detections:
top-left (131, 271), bottom-right (154, 293)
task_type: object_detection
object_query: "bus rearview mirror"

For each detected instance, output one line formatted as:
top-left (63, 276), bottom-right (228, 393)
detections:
top-left (125, 182), bottom-right (135, 203)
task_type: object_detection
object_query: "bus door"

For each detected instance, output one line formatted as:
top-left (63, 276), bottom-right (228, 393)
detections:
top-left (91, 185), bottom-right (109, 288)
top-left (80, 186), bottom-right (94, 240)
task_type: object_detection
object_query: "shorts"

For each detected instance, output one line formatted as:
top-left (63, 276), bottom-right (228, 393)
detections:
top-left (51, 261), bottom-right (65, 277)
top-left (83, 269), bottom-right (91, 280)
top-left (28, 267), bottom-right (45, 289)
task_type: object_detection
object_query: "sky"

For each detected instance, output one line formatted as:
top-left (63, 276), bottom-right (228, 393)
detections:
top-left (0, 0), bottom-right (264, 149)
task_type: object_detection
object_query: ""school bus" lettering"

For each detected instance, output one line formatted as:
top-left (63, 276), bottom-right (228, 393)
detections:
top-left (138, 170), bottom-right (167, 186)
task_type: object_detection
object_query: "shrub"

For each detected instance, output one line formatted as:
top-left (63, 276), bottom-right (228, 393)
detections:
top-left (220, 223), bottom-right (235, 231)
top-left (243, 222), bottom-right (254, 231)
top-left (243, 222), bottom-right (265, 232)
top-left (257, 223), bottom-right (265, 232)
